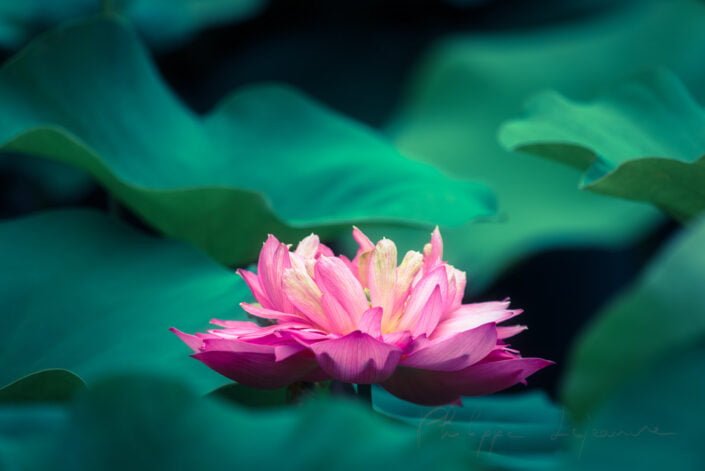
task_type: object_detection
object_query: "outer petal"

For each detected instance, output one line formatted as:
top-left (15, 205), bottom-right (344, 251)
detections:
top-left (497, 325), bottom-right (527, 339)
top-left (382, 356), bottom-right (553, 405)
top-left (444, 356), bottom-right (554, 394)
top-left (433, 301), bottom-right (521, 339)
top-left (239, 302), bottom-right (303, 324)
top-left (236, 268), bottom-right (270, 308)
top-left (209, 319), bottom-right (260, 330)
top-left (257, 235), bottom-right (293, 311)
top-left (401, 323), bottom-right (497, 371)
top-left (310, 331), bottom-right (401, 384)
top-left (382, 367), bottom-right (461, 405)
top-left (170, 327), bottom-right (207, 352)
top-left (209, 323), bottom-right (317, 343)
top-left (193, 338), bottom-right (322, 389)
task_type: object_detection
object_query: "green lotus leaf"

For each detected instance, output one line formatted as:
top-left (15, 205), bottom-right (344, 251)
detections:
top-left (501, 70), bottom-right (705, 221)
top-left (0, 0), bottom-right (265, 50)
top-left (0, 375), bottom-right (488, 470)
top-left (355, 0), bottom-right (705, 290)
top-left (560, 214), bottom-right (705, 420)
top-left (0, 15), bottom-right (494, 265)
top-left (566, 345), bottom-right (705, 470)
top-left (0, 209), bottom-right (252, 394)
top-left (0, 370), bottom-right (86, 404)
top-left (373, 387), bottom-right (569, 470)
top-left (0, 404), bottom-right (67, 469)
top-left (208, 383), bottom-right (289, 409)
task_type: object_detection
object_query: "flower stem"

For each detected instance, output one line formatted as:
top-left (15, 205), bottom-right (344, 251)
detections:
top-left (286, 381), bottom-right (315, 404)
top-left (330, 381), bottom-right (356, 397)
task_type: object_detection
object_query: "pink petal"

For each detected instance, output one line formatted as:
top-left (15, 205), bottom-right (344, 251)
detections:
top-left (317, 243), bottom-right (335, 257)
top-left (320, 292), bottom-right (356, 334)
top-left (282, 267), bottom-right (330, 330)
top-left (497, 325), bottom-right (527, 339)
top-left (382, 356), bottom-right (553, 405)
top-left (382, 367), bottom-right (461, 405)
top-left (445, 356), bottom-right (554, 394)
top-left (447, 267), bottom-right (466, 311)
top-left (433, 301), bottom-right (521, 339)
top-left (355, 250), bottom-right (373, 286)
top-left (315, 256), bottom-right (368, 324)
top-left (236, 268), bottom-right (271, 308)
top-left (350, 227), bottom-right (375, 282)
top-left (239, 302), bottom-right (303, 323)
top-left (359, 307), bottom-right (383, 338)
top-left (396, 266), bottom-right (447, 335)
top-left (382, 331), bottom-right (413, 350)
top-left (294, 234), bottom-right (320, 259)
top-left (412, 285), bottom-right (444, 337)
top-left (310, 331), bottom-right (402, 384)
top-left (352, 226), bottom-right (375, 251)
top-left (368, 239), bottom-right (397, 317)
top-left (194, 338), bottom-right (323, 388)
top-left (392, 250), bottom-right (423, 315)
top-left (285, 328), bottom-right (332, 345)
top-left (257, 235), bottom-right (293, 311)
top-left (218, 323), bottom-right (314, 342)
top-left (338, 254), bottom-right (356, 275)
top-left (401, 323), bottom-right (497, 371)
top-left (170, 327), bottom-right (205, 352)
top-left (274, 343), bottom-right (307, 361)
top-left (209, 319), bottom-right (261, 330)
top-left (422, 226), bottom-right (443, 273)
top-left (483, 348), bottom-right (520, 361)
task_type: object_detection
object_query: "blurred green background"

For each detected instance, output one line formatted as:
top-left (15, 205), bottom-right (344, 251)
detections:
top-left (1, 0), bottom-right (704, 469)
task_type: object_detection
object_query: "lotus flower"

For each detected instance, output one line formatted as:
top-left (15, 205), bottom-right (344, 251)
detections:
top-left (172, 227), bottom-right (551, 405)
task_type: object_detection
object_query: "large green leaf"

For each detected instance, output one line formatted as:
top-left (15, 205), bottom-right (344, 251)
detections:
top-left (356, 0), bottom-right (705, 290)
top-left (0, 405), bottom-right (67, 470)
top-left (373, 387), bottom-right (569, 471)
top-left (0, 376), bottom-right (488, 470)
top-left (500, 70), bottom-right (705, 221)
top-left (0, 370), bottom-right (86, 404)
top-left (566, 346), bottom-right (705, 470)
top-left (0, 155), bottom-right (93, 204)
top-left (0, 0), bottom-right (265, 50)
top-left (0, 209), bottom-right (251, 393)
top-left (560, 215), bottom-right (705, 420)
top-left (0, 16), bottom-right (494, 266)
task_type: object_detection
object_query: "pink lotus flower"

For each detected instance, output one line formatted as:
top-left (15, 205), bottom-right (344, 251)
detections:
top-left (172, 227), bottom-right (551, 405)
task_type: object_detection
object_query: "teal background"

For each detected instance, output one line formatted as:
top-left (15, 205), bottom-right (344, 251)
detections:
top-left (1, 1), bottom-right (703, 470)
